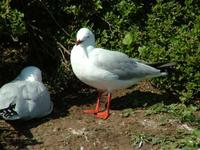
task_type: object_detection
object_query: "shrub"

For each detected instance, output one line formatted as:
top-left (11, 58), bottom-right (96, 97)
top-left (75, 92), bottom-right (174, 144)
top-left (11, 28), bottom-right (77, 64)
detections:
top-left (138, 0), bottom-right (200, 102)
top-left (0, 0), bottom-right (26, 38)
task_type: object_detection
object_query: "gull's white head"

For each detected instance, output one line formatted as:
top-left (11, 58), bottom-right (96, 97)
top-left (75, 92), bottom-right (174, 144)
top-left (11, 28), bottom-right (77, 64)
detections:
top-left (17, 66), bottom-right (42, 82)
top-left (76, 28), bottom-right (95, 47)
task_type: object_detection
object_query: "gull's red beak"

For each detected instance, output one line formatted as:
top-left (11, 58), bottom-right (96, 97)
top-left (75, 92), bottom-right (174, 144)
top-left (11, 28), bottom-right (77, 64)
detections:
top-left (76, 39), bottom-right (82, 45)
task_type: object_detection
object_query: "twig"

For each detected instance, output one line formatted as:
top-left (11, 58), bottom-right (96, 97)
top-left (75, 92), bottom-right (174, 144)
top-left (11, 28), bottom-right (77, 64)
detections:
top-left (57, 41), bottom-right (71, 56)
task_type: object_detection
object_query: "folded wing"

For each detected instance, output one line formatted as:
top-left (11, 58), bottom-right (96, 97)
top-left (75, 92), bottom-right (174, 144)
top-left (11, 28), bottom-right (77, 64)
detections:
top-left (90, 48), bottom-right (162, 80)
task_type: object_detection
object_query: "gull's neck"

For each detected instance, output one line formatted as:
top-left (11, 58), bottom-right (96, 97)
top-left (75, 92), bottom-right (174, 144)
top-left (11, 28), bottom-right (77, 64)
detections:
top-left (77, 43), bottom-right (95, 59)
top-left (86, 45), bottom-right (95, 54)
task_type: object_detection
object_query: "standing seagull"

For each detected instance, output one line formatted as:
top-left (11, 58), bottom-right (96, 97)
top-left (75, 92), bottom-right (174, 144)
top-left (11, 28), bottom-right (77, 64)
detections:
top-left (71, 28), bottom-right (171, 119)
top-left (0, 66), bottom-right (53, 120)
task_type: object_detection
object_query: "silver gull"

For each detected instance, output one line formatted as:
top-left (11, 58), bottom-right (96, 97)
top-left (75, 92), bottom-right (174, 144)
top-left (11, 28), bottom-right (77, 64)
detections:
top-left (0, 66), bottom-right (53, 120)
top-left (71, 28), bottom-right (172, 119)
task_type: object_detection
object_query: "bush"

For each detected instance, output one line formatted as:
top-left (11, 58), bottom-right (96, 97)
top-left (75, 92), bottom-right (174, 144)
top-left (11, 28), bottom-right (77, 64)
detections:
top-left (139, 0), bottom-right (200, 102)
top-left (0, 0), bottom-right (26, 38)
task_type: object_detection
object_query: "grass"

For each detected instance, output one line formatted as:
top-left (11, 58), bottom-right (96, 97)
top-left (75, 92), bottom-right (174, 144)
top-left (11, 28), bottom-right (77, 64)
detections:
top-left (121, 108), bottom-right (136, 118)
top-left (131, 129), bottom-right (200, 149)
top-left (130, 102), bottom-right (200, 149)
top-left (145, 103), bottom-right (200, 126)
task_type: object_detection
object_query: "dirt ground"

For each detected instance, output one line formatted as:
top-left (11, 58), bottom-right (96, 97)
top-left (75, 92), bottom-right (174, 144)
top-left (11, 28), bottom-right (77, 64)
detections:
top-left (0, 81), bottom-right (197, 150)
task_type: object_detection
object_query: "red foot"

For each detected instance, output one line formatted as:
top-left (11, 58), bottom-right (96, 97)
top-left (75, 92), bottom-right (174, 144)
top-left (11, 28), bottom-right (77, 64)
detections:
top-left (83, 109), bottom-right (99, 114)
top-left (96, 111), bottom-right (110, 119)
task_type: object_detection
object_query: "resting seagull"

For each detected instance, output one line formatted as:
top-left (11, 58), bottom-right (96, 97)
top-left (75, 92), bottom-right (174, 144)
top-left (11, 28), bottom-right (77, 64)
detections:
top-left (0, 66), bottom-right (53, 120)
top-left (71, 28), bottom-right (172, 119)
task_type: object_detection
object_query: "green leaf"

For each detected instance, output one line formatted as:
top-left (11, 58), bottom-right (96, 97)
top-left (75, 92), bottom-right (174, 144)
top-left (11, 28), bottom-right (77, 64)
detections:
top-left (192, 129), bottom-right (200, 137)
top-left (123, 32), bottom-right (133, 46)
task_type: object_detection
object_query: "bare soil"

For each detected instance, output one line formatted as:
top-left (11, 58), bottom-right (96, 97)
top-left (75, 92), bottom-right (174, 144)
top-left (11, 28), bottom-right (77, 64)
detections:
top-left (0, 81), bottom-right (195, 150)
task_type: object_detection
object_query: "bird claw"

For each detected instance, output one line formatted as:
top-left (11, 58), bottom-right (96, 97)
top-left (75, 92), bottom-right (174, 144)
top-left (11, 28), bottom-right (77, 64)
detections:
top-left (96, 111), bottom-right (110, 119)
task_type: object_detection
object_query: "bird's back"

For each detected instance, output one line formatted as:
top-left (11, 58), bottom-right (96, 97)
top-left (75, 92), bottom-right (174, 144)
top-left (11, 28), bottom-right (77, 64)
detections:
top-left (0, 80), bottom-right (52, 120)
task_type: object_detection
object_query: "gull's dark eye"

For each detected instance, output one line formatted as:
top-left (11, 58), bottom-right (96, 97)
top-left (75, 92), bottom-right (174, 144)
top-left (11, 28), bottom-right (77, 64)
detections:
top-left (86, 35), bottom-right (90, 38)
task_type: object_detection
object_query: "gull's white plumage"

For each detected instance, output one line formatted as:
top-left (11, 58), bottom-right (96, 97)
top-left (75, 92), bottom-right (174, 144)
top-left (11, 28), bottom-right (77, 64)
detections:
top-left (71, 28), bottom-right (167, 92)
top-left (70, 28), bottom-right (170, 119)
top-left (0, 66), bottom-right (53, 120)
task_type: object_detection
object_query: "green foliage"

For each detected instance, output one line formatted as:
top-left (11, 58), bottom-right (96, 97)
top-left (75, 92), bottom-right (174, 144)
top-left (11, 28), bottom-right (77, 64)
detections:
top-left (0, 0), bottom-right (26, 37)
top-left (146, 103), bottom-right (199, 125)
top-left (131, 129), bottom-right (200, 149)
top-left (139, 0), bottom-right (200, 102)
top-left (121, 108), bottom-right (135, 118)
top-left (131, 133), bottom-right (174, 148)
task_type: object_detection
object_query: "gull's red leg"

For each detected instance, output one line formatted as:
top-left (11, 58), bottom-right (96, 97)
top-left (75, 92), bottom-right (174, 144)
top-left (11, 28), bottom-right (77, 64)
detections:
top-left (96, 93), bottom-right (111, 119)
top-left (83, 92), bottom-right (101, 114)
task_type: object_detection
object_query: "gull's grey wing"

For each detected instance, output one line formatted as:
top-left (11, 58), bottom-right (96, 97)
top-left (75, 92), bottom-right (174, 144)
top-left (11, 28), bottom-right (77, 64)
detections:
top-left (90, 48), bottom-right (161, 80)
top-left (0, 82), bottom-right (23, 120)
top-left (19, 81), bottom-right (53, 119)
top-left (0, 81), bottom-right (53, 120)
top-left (0, 82), bottom-right (18, 110)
